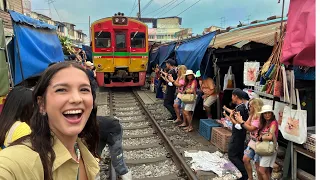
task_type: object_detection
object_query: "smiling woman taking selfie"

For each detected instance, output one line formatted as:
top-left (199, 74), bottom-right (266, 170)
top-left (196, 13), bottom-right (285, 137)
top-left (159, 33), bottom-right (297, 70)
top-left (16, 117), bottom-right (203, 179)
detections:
top-left (0, 62), bottom-right (100, 180)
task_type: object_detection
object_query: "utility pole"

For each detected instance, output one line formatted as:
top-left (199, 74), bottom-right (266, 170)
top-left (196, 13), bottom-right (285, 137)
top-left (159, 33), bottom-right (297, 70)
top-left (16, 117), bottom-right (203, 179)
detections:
top-left (138, 0), bottom-right (141, 20)
top-left (89, 16), bottom-right (91, 41)
top-left (246, 15), bottom-right (251, 24)
top-left (220, 17), bottom-right (226, 28)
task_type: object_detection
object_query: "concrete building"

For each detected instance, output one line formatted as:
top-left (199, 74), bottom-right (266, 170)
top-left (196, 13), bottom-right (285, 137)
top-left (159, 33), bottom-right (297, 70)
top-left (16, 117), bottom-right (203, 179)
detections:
top-left (136, 16), bottom-right (192, 43)
top-left (22, 0), bottom-right (30, 16)
top-left (203, 25), bottom-right (223, 34)
top-left (30, 12), bottom-right (87, 46)
top-left (30, 11), bottom-right (55, 25)
top-left (0, 0), bottom-right (24, 33)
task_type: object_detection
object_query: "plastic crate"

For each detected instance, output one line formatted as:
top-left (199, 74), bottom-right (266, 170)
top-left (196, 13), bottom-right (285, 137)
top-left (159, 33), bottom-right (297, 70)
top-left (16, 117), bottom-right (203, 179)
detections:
top-left (210, 127), bottom-right (232, 153)
top-left (198, 119), bottom-right (221, 140)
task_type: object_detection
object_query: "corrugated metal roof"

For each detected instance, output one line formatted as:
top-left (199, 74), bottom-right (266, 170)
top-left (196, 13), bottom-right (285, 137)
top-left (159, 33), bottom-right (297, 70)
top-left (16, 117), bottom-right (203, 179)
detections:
top-left (210, 21), bottom-right (285, 48)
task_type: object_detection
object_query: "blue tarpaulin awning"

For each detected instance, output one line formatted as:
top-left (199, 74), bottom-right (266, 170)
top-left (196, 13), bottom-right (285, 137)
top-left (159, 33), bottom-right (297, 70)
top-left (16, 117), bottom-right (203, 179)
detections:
top-left (158, 43), bottom-right (176, 68)
top-left (176, 32), bottom-right (216, 72)
top-left (9, 10), bottom-right (63, 85)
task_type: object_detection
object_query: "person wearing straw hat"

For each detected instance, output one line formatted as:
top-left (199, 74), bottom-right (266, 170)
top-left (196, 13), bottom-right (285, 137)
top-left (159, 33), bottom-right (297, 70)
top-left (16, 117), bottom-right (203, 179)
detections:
top-left (256, 105), bottom-right (279, 180)
top-left (180, 70), bottom-right (197, 132)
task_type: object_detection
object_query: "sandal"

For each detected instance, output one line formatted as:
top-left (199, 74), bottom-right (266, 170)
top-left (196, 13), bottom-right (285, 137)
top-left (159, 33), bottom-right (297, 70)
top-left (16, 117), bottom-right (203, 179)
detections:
top-left (178, 123), bottom-right (187, 127)
top-left (183, 126), bottom-right (190, 130)
top-left (185, 127), bottom-right (194, 132)
top-left (173, 119), bottom-right (181, 124)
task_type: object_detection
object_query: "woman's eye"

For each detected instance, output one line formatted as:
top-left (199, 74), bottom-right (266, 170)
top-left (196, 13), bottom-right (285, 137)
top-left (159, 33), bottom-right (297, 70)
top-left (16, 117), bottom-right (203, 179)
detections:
top-left (55, 88), bottom-right (66, 92)
top-left (81, 88), bottom-right (91, 92)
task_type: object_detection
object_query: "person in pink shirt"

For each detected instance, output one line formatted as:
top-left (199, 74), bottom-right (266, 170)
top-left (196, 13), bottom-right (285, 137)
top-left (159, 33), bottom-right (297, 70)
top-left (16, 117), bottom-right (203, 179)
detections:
top-left (168, 65), bottom-right (187, 124)
top-left (235, 98), bottom-right (263, 180)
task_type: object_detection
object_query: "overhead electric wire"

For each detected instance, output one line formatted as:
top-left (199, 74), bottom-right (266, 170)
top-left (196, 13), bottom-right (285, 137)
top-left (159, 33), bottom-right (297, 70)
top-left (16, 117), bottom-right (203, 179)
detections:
top-left (129, 0), bottom-right (138, 16)
top-left (143, 0), bottom-right (177, 17)
top-left (141, 0), bottom-right (153, 13)
top-left (156, 0), bottom-right (186, 18)
top-left (51, 2), bottom-right (61, 21)
top-left (176, 0), bottom-right (201, 16)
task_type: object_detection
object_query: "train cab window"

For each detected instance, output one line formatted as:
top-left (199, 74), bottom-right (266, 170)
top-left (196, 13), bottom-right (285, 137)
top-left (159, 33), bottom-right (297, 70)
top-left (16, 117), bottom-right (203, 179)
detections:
top-left (131, 32), bottom-right (145, 48)
top-left (95, 31), bottom-right (111, 48)
top-left (116, 34), bottom-right (126, 48)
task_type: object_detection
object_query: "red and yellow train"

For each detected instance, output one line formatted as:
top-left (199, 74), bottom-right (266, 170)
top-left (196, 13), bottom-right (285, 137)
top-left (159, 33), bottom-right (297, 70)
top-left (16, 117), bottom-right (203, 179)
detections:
top-left (91, 13), bottom-right (148, 87)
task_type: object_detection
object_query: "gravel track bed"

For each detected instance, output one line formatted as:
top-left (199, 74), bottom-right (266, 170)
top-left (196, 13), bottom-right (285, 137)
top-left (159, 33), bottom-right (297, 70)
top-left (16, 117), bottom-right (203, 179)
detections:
top-left (129, 160), bottom-right (179, 179)
top-left (123, 128), bottom-right (154, 136)
top-left (113, 100), bottom-right (137, 104)
top-left (123, 136), bottom-right (161, 147)
top-left (121, 121), bottom-right (150, 128)
top-left (97, 105), bottom-right (110, 116)
top-left (113, 102), bottom-right (139, 107)
top-left (153, 114), bottom-right (171, 120)
top-left (146, 104), bottom-right (165, 110)
top-left (113, 106), bottom-right (141, 111)
top-left (170, 135), bottom-right (199, 146)
top-left (115, 111), bottom-right (143, 116)
top-left (117, 115), bottom-right (146, 121)
top-left (124, 147), bottom-right (168, 160)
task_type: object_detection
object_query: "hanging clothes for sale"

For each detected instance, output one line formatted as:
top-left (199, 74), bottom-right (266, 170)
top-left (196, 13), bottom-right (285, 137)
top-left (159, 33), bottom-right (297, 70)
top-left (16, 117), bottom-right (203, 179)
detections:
top-left (281, 0), bottom-right (315, 67)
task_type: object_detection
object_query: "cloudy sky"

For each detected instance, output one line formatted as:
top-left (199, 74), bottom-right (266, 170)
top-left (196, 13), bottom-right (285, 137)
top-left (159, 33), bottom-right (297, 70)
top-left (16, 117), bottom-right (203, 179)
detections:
top-left (31, 0), bottom-right (290, 35)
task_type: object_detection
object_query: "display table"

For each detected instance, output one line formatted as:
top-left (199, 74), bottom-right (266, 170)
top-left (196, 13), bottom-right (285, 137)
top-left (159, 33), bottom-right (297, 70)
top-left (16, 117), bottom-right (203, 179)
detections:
top-left (292, 145), bottom-right (315, 179)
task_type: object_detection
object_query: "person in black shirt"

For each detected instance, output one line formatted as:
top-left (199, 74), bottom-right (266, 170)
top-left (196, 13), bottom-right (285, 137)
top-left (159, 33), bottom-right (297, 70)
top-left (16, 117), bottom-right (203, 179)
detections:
top-left (228, 88), bottom-right (249, 180)
top-left (97, 116), bottom-right (132, 180)
top-left (161, 59), bottom-right (177, 121)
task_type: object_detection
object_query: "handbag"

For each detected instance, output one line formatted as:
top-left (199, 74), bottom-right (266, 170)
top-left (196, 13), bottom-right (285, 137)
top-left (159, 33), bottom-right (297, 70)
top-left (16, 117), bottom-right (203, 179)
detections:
top-left (180, 94), bottom-right (195, 103)
top-left (280, 88), bottom-right (308, 144)
top-left (223, 66), bottom-right (236, 90)
top-left (255, 130), bottom-right (277, 156)
top-left (243, 62), bottom-right (260, 86)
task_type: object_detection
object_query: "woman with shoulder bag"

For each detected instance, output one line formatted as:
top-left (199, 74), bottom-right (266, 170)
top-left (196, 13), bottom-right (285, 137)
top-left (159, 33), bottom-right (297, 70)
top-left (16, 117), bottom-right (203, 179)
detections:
top-left (179, 70), bottom-right (197, 132)
top-left (235, 98), bottom-right (264, 180)
top-left (168, 65), bottom-right (187, 124)
top-left (256, 105), bottom-right (279, 180)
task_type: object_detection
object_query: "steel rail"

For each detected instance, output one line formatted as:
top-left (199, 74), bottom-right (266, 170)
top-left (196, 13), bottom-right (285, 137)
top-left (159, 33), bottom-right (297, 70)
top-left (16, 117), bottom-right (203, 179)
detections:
top-left (132, 90), bottom-right (199, 180)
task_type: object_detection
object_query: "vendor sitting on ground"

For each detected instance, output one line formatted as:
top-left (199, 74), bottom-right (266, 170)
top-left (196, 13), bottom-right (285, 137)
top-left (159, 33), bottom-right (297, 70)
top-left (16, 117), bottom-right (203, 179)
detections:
top-left (197, 71), bottom-right (217, 119)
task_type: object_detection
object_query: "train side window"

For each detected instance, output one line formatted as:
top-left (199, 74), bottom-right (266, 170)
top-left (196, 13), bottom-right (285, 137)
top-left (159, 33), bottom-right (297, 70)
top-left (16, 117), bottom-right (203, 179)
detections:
top-left (131, 32), bottom-right (145, 48)
top-left (116, 34), bottom-right (126, 48)
top-left (95, 31), bottom-right (111, 48)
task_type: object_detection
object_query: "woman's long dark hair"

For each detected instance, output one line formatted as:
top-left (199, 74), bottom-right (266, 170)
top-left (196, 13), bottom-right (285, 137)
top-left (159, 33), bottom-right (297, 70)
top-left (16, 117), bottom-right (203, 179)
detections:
top-left (15, 61), bottom-right (99, 180)
top-left (258, 112), bottom-right (276, 135)
top-left (0, 86), bottom-right (33, 147)
top-left (185, 74), bottom-right (195, 88)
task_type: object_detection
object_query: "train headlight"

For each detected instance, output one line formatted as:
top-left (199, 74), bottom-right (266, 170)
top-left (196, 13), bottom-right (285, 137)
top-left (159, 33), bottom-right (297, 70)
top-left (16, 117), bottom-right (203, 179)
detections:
top-left (141, 64), bottom-right (145, 68)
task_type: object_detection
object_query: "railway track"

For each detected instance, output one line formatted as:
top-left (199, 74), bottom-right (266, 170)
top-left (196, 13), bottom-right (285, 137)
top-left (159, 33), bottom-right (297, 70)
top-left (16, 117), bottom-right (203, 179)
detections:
top-left (110, 89), bottom-right (198, 180)
top-left (97, 88), bottom-right (218, 180)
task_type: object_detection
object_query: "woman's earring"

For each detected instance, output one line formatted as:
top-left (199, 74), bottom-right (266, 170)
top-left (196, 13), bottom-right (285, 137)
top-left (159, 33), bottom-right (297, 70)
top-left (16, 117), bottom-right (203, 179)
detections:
top-left (42, 112), bottom-right (47, 116)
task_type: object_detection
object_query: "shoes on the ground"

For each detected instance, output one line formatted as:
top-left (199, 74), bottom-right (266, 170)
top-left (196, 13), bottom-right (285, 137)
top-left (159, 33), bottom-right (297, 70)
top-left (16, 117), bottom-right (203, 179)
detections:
top-left (166, 117), bottom-right (175, 121)
top-left (173, 119), bottom-right (181, 123)
top-left (121, 170), bottom-right (132, 180)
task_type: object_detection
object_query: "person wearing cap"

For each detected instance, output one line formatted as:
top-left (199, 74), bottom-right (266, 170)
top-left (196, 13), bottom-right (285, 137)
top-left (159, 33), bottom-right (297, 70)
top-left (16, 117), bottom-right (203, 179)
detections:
top-left (161, 59), bottom-right (178, 121)
top-left (255, 105), bottom-right (279, 180)
top-left (85, 61), bottom-right (97, 90)
top-left (227, 88), bottom-right (249, 180)
top-left (234, 98), bottom-right (264, 180)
